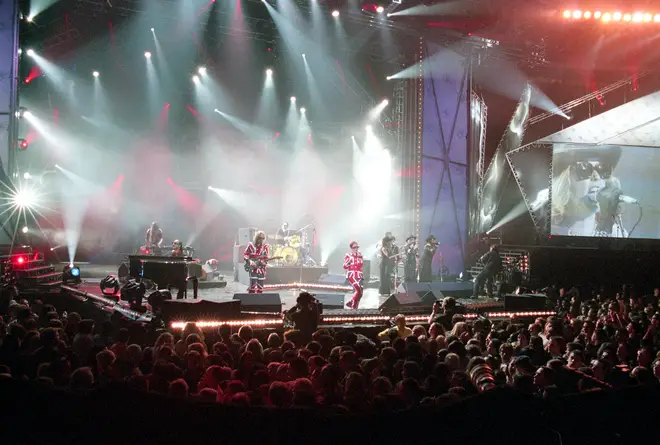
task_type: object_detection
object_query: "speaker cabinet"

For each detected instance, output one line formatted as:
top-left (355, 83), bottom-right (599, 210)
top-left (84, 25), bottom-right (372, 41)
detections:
top-left (233, 293), bottom-right (282, 313)
top-left (504, 294), bottom-right (548, 311)
top-left (237, 228), bottom-right (257, 245)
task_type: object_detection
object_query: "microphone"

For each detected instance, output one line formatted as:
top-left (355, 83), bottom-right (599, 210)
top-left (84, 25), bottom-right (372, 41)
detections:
top-left (618, 194), bottom-right (638, 204)
top-left (599, 188), bottom-right (638, 204)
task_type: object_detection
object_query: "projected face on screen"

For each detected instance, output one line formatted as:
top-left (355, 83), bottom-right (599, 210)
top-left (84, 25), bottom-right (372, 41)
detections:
top-left (550, 144), bottom-right (660, 239)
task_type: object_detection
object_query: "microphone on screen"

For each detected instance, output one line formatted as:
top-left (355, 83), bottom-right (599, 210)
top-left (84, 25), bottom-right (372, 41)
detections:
top-left (599, 188), bottom-right (638, 204)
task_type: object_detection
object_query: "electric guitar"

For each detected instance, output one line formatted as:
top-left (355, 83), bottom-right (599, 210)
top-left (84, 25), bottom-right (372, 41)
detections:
top-left (244, 256), bottom-right (283, 272)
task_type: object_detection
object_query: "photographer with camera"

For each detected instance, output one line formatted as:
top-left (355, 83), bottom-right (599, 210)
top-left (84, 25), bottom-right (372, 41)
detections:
top-left (428, 297), bottom-right (457, 331)
top-left (378, 314), bottom-right (413, 341)
top-left (288, 291), bottom-right (320, 342)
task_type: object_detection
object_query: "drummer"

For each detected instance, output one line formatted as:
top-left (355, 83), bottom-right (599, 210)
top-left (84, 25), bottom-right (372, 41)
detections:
top-left (275, 222), bottom-right (293, 245)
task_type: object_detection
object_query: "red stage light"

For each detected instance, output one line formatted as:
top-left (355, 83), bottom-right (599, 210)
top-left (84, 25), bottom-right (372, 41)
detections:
top-left (17, 256), bottom-right (25, 264)
top-left (18, 139), bottom-right (28, 150)
top-left (562, 10), bottom-right (571, 18)
top-left (572, 10), bottom-right (582, 19)
top-left (583, 11), bottom-right (592, 19)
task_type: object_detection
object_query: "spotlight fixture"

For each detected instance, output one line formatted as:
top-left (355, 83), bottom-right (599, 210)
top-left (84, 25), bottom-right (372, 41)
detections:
top-left (386, 75), bottom-right (392, 80)
top-left (18, 48), bottom-right (22, 55)
top-left (382, 99), bottom-right (389, 106)
top-left (214, 108), bottom-right (219, 113)
top-left (63, 264), bottom-right (82, 285)
top-left (93, 71), bottom-right (99, 77)
top-left (300, 107), bottom-right (306, 113)
top-left (151, 27), bottom-right (155, 32)
top-left (23, 172), bottom-right (31, 180)
top-left (21, 226), bottom-right (28, 234)
top-left (332, 10), bottom-right (340, 17)
top-left (366, 125), bottom-right (372, 131)
top-left (266, 68), bottom-right (273, 75)
top-left (26, 49), bottom-right (35, 57)
top-left (192, 75), bottom-right (200, 83)
top-left (100, 275), bottom-right (121, 296)
top-left (291, 96), bottom-right (296, 102)
top-left (302, 53), bottom-right (306, 58)
top-left (376, 6), bottom-right (384, 13)
top-left (26, 16), bottom-right (33, 23)
top-left (144, 51), bottom-right (152, 58)
top-left (198, 66), bottom-right (207, 75)
top-left (17, 139), bottom-right (28, 150)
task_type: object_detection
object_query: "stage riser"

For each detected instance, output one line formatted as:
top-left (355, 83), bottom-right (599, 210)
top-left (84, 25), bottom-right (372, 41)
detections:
top-left (264, 267), bottom-right (329, 285)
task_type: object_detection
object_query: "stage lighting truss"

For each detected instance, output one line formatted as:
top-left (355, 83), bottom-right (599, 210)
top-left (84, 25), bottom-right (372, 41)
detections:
top-left (471, 91), bottom-right (488, 191)
top-left (561, 10), bottom-right (660, 24)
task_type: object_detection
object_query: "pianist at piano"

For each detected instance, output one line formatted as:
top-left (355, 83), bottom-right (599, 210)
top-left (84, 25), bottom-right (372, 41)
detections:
top-left (128, 254), bottom-right (199, 300)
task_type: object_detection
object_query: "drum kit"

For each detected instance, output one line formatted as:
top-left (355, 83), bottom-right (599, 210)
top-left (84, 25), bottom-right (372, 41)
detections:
top-left (270, 225), bottom-right (316, 267)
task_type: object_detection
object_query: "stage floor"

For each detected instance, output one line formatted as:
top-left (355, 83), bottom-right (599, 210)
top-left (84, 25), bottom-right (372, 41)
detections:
top-left (76, 264), bottom-right (474, 311)
top-left (76, 263), bottom-right (382, 310)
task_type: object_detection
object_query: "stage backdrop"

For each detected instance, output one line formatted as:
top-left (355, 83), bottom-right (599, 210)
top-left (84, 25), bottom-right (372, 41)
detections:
top-left (420, 43), bottom-right (469, 276)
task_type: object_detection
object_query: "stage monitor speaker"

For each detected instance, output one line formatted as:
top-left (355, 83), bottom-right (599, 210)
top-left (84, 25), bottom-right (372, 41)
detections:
top-left (237, 228), bottom-right (257, 246)
top-left (395, 283), bottom-right (443, 304)
top-left (233, 293), bottom-right (282, 313)
top-left (314, 293), bottom-right (346, 310)
top-left (379, 292), bottom-right (435, 311)
top-left (504, 294), bottom-right (548, 312)
top-left (161, 299), bottom-right (241, 323)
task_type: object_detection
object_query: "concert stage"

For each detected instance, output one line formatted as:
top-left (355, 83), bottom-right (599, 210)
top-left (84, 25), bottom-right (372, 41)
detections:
top-left (76, 263), bottom-right (474, 311)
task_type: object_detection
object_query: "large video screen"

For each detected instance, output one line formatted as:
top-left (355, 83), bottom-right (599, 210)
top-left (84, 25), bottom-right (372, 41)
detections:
top-left (550, 144), bottom-right (660, 238)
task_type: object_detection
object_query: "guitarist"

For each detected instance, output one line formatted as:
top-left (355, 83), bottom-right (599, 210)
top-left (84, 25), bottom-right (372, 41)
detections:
top-left (243, 231), bottom-right (270, 294)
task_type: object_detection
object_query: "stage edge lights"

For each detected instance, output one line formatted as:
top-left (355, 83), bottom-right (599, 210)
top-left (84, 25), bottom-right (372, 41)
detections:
top-left (562, 9), bottom-right (660, 23)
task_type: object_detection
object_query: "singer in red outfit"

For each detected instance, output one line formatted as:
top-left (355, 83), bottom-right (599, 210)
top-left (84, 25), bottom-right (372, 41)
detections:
top-left (244, 231), bottom-right (269, 294)
top-left (343, 241), bottom-right (364, 309)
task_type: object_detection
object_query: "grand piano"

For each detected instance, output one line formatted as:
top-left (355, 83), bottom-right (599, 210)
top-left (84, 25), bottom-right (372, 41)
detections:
top-left (128, 255), bottom-right (200, 298)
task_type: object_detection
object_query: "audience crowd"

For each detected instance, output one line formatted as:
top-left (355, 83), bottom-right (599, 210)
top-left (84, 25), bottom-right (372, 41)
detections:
top-left (1, 284), bottom-right (660, 412)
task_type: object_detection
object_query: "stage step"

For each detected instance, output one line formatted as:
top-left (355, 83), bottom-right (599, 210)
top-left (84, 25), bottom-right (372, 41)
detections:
top-left (24, 271), bottom-right (63, 282)
top-left (15, 265), bottom-right (56, 277)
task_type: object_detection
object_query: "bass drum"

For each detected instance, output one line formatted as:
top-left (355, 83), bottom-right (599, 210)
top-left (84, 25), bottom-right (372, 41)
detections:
top-left (277, 246), bottom-right (299, 265)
